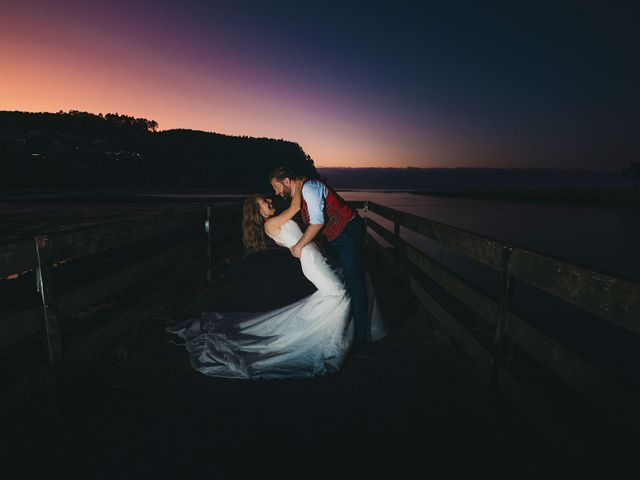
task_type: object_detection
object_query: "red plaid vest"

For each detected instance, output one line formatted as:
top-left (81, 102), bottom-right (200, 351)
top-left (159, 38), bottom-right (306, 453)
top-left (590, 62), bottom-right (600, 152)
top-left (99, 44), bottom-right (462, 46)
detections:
top-left (300, 180), bottom-right (356, 242)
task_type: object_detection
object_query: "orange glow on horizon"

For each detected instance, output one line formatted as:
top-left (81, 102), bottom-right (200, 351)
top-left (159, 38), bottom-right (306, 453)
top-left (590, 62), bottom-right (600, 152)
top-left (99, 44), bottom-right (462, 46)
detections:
top-left (0, 3), bottom-right (451, 169)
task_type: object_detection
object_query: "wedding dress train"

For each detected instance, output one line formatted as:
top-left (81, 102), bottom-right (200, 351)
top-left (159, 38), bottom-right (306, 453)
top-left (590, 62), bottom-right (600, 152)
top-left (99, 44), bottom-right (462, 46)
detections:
top-left (167, 220), bottom-right (387, 379)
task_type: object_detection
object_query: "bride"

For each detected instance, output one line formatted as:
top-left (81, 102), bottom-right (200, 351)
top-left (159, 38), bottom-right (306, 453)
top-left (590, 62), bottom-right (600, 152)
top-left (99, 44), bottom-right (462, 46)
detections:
top-left (168, 179), bottom-right (386, 379)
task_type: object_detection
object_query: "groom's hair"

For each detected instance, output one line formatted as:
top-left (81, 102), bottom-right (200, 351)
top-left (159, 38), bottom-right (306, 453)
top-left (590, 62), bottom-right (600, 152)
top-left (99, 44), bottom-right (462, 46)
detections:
top-left (269, 166), bottom-right (296, 182)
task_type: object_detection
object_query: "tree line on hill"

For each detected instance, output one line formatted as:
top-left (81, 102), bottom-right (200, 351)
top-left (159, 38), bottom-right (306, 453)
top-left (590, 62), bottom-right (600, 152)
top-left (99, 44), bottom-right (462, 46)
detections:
top-left (0, 110), bottom-right (317, 191)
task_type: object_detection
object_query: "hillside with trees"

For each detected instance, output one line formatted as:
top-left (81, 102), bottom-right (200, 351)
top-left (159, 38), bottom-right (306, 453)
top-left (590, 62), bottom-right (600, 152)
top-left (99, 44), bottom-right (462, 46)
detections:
top-left (0, 110), bottom-right (317, 191)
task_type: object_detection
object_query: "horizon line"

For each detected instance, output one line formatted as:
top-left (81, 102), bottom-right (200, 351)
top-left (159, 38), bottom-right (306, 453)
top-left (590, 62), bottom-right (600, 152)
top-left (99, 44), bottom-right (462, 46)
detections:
top-left (315, 166), bottom-right (624, 172)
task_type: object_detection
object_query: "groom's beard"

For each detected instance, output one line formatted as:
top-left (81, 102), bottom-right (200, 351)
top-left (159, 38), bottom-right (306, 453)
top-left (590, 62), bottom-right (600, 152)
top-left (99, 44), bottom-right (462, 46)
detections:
top-left (282, 185), bottom-right (292, 198)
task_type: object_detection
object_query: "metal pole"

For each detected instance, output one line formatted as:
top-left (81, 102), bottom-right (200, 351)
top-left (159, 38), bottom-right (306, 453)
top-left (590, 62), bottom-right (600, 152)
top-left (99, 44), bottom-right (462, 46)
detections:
top-left (35, 235), bottom-right (63, 411)
top-left (35, 235), bottom-right (62, 367)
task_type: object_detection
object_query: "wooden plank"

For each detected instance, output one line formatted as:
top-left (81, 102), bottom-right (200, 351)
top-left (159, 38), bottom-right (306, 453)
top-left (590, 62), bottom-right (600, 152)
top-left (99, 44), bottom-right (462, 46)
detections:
top-left (44, 210), bottom-right (204, 265)
top-left (0, 239), bottom-right (37, 277)
top-left (366, 202), bottom-right (396, 223)
top-left (510, 248), bottom-right (640, 335)
top-left (368, 202), bottom-right (505, 270)
top-left (0, 204), bottom-right (240, 279)
top-left (366, 218), bottom-right (397, 246)
top-left (347, 200), bottom-right (365, 209)
top-left (56, 237), bottom-right (204, 318)
top-left (368, 200), bottom-right (640, 334)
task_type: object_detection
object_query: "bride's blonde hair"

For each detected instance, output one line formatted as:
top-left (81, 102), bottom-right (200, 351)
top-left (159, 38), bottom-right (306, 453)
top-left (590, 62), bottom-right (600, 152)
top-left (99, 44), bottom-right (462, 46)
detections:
top-left (242, 195), bottom-right (267, 251)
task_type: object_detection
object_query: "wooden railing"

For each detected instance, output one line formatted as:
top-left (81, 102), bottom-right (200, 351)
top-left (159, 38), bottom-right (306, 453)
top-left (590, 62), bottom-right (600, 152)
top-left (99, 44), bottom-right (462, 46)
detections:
top-left (350, 200), bottom-right (639, 426)
top-left (3, 198), bottom-right (637, 428)
top-left (0, 202), bottom-right (242, 412)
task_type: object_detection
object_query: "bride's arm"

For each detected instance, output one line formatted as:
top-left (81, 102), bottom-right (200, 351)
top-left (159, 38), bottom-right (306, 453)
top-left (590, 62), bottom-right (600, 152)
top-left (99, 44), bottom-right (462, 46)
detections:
top-left (264, 179), bottom-right (303, 234)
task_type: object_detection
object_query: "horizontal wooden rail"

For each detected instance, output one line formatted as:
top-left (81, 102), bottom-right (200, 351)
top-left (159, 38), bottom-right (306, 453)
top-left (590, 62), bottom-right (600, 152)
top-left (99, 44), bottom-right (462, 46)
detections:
top-left (0, 203), bottom-right (244, 417)
top-left (1, 205), bottom-right (243, 352)
top-left (56, 237), bottom-right (204, 318)
top-left (0, 202), bottom-right (243, 279)
top-left (1, 247), bottom-right (210, 416)
top-left (366, 201), bottom-right (639, 330)
top-left (0, 212), bottom-right (200, 279)
top-left (0, 237), bottom-right (204, 349)
top-left (41, 210), bottom-right (203, 266)
top-left (510, 248), bottom-right (640, 336)
top-left (403, 238), bottom-right (500, 325)
top-left (366, 217), bottom-right (396, 246)
top-left (367, 201), bottom-right (505, 270)
top-left (363, 205), bottom-right (636, 417)
top-left (409, 276), bottom-right (495, 374)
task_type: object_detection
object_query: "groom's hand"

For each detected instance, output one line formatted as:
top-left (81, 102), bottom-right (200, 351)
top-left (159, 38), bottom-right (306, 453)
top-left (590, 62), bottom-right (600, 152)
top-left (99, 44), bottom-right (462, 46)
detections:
top-left (290, 243), bottom-right (303, 258)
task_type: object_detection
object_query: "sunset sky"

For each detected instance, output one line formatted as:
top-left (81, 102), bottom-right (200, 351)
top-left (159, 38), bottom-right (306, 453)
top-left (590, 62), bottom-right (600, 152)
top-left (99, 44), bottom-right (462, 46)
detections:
top-left (1, 1), bottom-right (637, 169)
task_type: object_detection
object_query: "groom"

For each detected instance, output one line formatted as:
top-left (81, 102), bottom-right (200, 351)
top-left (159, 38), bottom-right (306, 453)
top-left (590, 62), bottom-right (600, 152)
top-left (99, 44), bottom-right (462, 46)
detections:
top-left (269, 166), bottom-right (369, 347)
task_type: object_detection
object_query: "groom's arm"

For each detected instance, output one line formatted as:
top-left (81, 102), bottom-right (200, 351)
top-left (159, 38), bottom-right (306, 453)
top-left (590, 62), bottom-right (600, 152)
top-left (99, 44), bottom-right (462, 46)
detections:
top-left (290, 181), bottom-right (326, 258)
top-left (291, 224), bottom-right (323, 258)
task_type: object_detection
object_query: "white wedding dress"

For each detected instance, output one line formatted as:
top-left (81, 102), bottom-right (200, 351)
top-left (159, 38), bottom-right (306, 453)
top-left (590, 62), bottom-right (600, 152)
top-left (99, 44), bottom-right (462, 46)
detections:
top-left (168, 220), bottom-right (387, 379)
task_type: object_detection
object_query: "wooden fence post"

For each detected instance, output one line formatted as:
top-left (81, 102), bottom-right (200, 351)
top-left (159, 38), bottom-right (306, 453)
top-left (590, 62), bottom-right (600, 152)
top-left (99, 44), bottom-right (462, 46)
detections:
top-left (393, 215), bottom-right (401, 261)
top-left (491, 242), bottom-right (513, 386)
top-left (363, 201), bottom-right (369, 228)
top-left (206, 207), bottom-right (213, 283)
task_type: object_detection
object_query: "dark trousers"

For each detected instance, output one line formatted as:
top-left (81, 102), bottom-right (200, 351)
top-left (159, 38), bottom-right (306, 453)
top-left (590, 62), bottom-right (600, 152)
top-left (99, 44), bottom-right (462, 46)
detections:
top-left (329, 215), bottom-right (368, 346)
